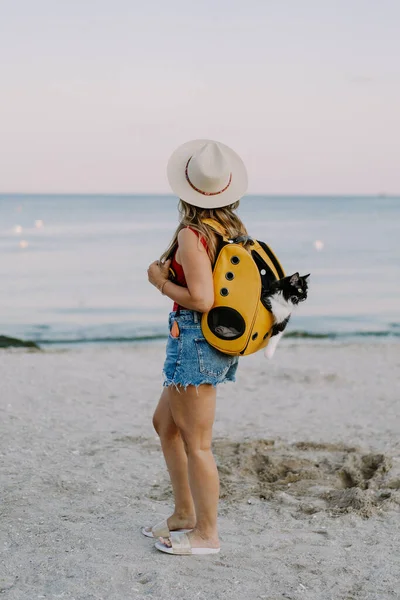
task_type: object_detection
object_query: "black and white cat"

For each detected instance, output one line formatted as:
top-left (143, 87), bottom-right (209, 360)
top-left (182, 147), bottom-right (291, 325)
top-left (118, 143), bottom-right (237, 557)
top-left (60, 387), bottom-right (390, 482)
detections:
top-left (263, 272), bottom-right (310, 359)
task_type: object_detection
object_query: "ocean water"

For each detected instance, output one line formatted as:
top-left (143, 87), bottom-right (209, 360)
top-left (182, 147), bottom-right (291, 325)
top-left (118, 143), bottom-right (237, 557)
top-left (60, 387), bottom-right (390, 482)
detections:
top-left (0, 194), bottom-right (399, 345)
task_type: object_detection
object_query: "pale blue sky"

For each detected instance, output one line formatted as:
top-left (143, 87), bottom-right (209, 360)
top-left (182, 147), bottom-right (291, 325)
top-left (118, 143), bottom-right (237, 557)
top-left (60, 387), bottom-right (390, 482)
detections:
top-left (1, 0), bottom-right (399, 194)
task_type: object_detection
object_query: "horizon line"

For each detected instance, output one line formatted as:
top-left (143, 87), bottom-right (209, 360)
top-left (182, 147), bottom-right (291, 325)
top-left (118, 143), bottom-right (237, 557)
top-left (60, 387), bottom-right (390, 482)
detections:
top-left (0, 192), bottom-right (398, 198)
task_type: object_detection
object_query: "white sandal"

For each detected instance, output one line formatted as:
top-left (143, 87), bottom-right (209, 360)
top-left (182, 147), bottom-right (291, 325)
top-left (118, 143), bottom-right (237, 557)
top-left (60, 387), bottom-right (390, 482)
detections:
top-left (155, 531), bottom-right (220, 555)
top-left (141, 519), bottom-right (192, 539)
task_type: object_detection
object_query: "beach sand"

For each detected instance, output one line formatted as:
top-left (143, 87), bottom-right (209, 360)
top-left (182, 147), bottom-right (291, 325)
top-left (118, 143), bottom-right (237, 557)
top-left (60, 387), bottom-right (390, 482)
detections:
top-left (1, 341), bottom-right (399, 600)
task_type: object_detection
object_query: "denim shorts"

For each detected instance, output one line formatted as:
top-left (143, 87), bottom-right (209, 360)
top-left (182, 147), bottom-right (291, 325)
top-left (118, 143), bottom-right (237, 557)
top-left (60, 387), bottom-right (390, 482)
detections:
top-left (163, 310), bottom-right (239, 389)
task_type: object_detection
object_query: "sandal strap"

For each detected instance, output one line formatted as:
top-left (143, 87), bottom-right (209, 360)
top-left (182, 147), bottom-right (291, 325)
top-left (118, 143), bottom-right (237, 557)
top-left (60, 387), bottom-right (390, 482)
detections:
top-left (152, 520), bottom-right (170, 538)
top-left (170, 531), bottom-right (192, 555)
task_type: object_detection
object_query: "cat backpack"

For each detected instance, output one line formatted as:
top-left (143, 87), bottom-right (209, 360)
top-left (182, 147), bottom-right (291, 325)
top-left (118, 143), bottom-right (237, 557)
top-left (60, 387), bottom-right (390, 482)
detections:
top-left (201, 218), bottom-right (285, 356)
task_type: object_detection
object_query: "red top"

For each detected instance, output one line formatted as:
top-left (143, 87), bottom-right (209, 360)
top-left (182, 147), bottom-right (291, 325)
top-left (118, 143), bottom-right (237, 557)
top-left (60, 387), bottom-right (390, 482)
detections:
top-left (171, 227), bottom-right (208, 311)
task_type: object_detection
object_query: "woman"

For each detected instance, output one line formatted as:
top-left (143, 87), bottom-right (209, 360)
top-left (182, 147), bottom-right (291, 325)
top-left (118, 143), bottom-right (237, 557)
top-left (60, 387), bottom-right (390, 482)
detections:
top-left (145, 139), bottom-right (249, 555)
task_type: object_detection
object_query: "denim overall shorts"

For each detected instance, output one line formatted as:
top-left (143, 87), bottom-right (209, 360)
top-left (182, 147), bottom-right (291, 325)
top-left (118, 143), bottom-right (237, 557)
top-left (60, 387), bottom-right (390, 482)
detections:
top-left (163, 310), bottom-right (239, 389)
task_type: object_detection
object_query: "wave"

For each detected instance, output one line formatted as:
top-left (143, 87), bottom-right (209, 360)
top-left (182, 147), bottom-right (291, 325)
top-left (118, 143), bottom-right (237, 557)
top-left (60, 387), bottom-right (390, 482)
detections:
top-left (2, 329), bottom-right (400, 348)
top-left (36, 333), bottom-right (167, 345)
top-left (285, 329), bottom-right (400, 339)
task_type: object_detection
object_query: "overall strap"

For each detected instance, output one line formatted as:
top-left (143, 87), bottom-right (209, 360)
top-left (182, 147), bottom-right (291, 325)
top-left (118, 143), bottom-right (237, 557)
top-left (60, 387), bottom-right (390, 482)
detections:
top-left (202, 218), bottom-right (229, 242)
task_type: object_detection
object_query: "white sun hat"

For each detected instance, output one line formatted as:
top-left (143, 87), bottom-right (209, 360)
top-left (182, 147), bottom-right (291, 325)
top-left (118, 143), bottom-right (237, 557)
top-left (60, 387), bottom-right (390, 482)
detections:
top-left (167, 139), bottom-right (248, 209)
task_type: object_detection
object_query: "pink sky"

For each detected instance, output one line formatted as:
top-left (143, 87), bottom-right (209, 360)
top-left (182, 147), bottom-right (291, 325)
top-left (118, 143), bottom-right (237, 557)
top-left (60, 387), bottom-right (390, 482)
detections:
top-left (1, 0), bottom-right (399, 194)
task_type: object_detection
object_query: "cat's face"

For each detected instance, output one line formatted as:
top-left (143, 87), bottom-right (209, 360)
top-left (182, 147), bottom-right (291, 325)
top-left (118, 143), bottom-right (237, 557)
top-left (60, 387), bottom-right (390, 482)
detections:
top-left (276, 272), bottom-right (310, 305)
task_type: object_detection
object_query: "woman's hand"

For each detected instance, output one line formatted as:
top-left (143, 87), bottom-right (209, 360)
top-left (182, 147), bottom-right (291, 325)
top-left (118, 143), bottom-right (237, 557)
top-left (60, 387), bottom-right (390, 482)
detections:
top-left (147, 259), bottom-right (171, 290)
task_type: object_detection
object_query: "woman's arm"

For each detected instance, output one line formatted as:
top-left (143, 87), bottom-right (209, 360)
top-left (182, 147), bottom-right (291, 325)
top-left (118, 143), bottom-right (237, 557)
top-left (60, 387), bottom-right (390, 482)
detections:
top-left (148, 228), bottom-right (214, 313)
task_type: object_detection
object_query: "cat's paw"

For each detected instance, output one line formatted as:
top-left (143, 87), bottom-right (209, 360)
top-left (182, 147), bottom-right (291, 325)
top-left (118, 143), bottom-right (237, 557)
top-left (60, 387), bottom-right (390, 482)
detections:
top-left (264, 346), bottom-right (276, 359)
top-left (264, 331), bottom-right (282, 359)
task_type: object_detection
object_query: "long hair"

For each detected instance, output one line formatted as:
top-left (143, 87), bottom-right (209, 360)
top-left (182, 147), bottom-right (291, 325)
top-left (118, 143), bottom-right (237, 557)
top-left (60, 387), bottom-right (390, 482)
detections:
top-left (160, 200), bottom-right (248, 265)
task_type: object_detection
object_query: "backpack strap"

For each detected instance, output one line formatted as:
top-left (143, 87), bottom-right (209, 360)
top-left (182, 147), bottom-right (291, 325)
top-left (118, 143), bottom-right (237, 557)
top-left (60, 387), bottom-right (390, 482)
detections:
top-left (202, 218), bottom-right (229, 242)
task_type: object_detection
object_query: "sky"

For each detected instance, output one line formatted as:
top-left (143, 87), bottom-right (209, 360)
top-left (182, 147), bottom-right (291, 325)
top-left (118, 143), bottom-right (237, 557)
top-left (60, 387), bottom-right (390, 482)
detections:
top-left (0, 0), bottom-right (399, 194)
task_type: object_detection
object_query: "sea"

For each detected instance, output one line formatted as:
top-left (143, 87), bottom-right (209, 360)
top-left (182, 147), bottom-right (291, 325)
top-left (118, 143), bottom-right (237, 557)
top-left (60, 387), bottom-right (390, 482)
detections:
top-left (0, 194), bottom-right (399, 346)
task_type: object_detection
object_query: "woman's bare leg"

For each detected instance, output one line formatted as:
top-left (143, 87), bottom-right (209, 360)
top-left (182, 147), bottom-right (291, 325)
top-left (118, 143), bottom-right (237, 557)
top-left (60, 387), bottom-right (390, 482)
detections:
top-left (150, 387), bottom-right (196, 531)
top-left (161, 384), bottom-right (220, 549)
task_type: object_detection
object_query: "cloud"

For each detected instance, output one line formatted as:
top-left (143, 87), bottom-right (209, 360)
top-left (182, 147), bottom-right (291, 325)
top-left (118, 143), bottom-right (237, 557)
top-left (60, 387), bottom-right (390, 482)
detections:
top-left (48, 80), bottom-right (91, 98)
top-left (348, 75), bottom-right (375, 84)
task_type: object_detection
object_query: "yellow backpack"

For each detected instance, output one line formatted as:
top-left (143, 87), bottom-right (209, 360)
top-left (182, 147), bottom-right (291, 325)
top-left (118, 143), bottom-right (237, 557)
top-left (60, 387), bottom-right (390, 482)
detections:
top-left (201, 218), bottom-right (285, 356)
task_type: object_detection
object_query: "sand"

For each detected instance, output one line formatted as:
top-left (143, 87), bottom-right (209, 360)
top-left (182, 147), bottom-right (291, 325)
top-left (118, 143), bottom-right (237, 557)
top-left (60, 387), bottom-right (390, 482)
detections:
top-left (1, 340), bottom-right (400, 600)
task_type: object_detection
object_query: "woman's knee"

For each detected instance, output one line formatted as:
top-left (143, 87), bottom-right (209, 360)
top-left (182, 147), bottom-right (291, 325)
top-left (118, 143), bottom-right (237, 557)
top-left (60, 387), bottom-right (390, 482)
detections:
top-left (152, 410), bottom-right (179, 439)
top-left (178, 428), bottom-right (212, 455)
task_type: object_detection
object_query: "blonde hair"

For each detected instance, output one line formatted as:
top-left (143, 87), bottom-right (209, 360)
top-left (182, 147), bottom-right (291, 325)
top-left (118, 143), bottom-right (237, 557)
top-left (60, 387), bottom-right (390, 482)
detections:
top-left (160, 200), bottom-right (248, 265)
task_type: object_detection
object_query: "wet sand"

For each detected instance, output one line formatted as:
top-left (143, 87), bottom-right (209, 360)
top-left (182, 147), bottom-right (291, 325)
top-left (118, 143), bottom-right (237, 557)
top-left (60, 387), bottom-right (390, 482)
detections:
top-left (1, 341), bottom-right (399, 599)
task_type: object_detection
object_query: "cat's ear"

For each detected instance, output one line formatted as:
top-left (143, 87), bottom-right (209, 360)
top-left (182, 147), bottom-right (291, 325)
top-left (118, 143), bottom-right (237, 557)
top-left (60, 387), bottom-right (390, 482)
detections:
top-left (302, 273), bottom-right (311, 280)
top-left (290, 272), bottom-right (300, 286)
